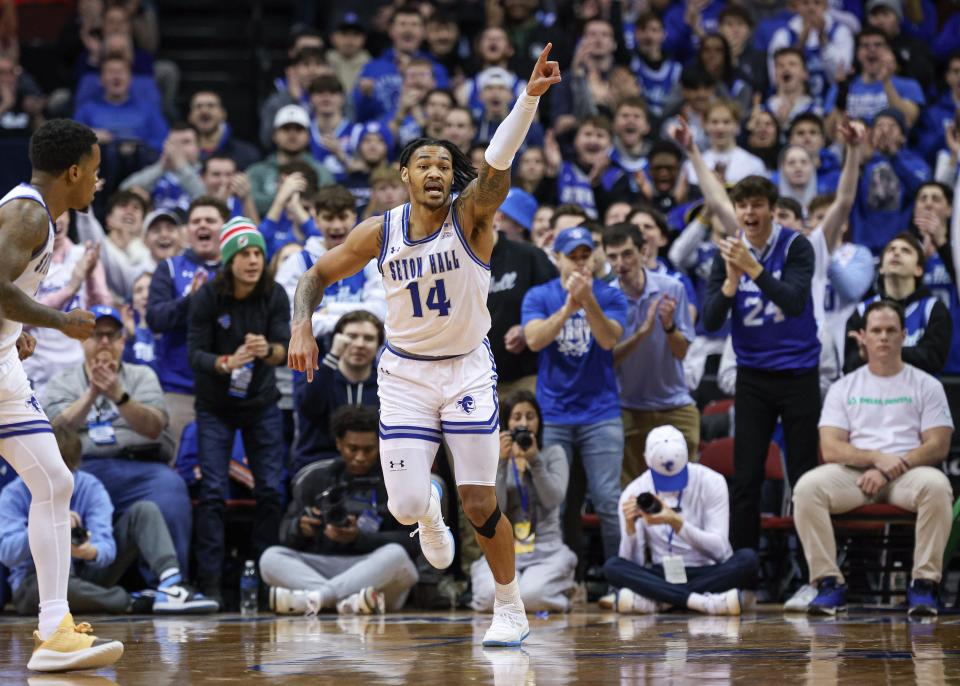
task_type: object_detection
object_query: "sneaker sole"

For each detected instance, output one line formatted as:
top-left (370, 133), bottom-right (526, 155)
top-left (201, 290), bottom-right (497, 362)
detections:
top-left (153, 601), bottom-right (220, 614)
top-left (482, 628), bottom-right (530, 648)
top-left (808, 605), bottom-right (845, 616)
top-left (908, 606), bottom-right (938, 617)
top-left (28, 641), bottom-right (124, 672)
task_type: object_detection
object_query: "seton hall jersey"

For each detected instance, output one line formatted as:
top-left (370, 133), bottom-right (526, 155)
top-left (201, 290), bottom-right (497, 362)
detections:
top-left (0, 184), bottom-right (54, 355)
top-left (377, 202), bottom-right (491, 357)
top-left (731, 224), bottom-right (820, 371)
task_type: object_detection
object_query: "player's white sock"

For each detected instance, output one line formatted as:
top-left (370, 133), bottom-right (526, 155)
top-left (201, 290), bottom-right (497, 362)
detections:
top-left (38, 599), bottom-right (69, 640)
top-left (422, 484), bottom-right (442, 524)
top-left (12, 434), bottom-right (74, 640)
top-left (494, 577), bottom-right (521, 607)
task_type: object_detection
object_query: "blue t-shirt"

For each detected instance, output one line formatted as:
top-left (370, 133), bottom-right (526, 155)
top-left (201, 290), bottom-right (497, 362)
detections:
top-left (824, 76), bottom-right (925, 125)
top-left (521, 278), bottom-right (628, 425)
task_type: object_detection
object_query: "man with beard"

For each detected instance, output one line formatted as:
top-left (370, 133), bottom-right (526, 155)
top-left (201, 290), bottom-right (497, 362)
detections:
top-left (146, 197), bottom-right (229, 454)
top-left (188, 91), bottom-right (260, 170)
top-left (248, 105), bottom-right (333, 217)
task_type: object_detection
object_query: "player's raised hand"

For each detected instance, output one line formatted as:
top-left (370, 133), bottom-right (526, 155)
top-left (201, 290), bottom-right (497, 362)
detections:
top-left (837, 117), bottom-right (866, 146)
top-left (288, 321), bottom-right (320, 382)
top-left (668, 116), bottom-right (696, 153)
top-left (526, 43), bottom-right (562, 97)
top-left (60, 309), bottom-right (95, 340)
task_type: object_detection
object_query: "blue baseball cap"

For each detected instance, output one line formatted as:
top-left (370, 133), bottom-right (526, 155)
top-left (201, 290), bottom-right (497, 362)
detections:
top-left (553, 226), bottom-right (595, 255)
top-left (90, 305), bottom-right (123, 327)
top-left (498, 188), bottom-right (538, 231)
top-left (645, 425), bottom-right (689, 492)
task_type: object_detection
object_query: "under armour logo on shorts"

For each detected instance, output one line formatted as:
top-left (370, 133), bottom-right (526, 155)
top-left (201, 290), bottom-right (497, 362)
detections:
top-left (389, 460), bottom-right (405, 470)
top-left (456, 395), bottom-right (476, 414)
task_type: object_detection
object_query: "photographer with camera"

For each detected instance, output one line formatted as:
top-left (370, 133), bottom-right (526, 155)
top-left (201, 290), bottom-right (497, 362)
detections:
top-left (0, 422), bottom-right (216, 615)
top-left (259, 406), bottom-right (419, 615)
top-left (470, 391), bottom-right (577, 613)
top-left (604, 425), bottom-right (759, 615)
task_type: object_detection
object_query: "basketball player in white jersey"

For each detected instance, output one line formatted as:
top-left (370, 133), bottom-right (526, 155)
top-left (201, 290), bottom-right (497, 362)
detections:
top-left (290, 46), bottom-right (561, 645)
top-left (0, 119), bottom-right (123, 671)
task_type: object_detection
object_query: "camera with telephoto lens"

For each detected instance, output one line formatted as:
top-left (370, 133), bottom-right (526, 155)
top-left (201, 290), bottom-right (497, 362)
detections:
top-left (511, 427), bottom-right (534, 451)
top-left (312, 485), bottom-right (351, 528)
top-left (636, 492), bottom-right (662, 515)
top-left (71, 526), bottom-right (89, 546)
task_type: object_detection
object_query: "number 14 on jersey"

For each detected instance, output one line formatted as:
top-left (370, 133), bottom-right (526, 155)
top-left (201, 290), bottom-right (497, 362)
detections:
top-left (406, 279), bottom-right (452, 317)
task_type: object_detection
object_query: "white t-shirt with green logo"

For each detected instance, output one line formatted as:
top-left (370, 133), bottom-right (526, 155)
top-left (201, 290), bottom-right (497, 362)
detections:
top-left (819, 364), bottom-right (954, 456)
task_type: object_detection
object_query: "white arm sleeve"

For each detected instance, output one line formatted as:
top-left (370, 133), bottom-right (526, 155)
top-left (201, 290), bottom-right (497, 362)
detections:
top-left (483, 93), bottom-right (540, 171)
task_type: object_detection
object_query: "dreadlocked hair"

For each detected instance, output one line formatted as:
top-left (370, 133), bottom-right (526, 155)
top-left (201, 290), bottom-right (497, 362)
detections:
top-left (399, 137), bottom-right (477, 193)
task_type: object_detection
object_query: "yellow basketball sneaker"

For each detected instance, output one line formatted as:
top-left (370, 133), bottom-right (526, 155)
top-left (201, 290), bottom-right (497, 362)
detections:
top-left (27, 613), bottom-right (124, 672)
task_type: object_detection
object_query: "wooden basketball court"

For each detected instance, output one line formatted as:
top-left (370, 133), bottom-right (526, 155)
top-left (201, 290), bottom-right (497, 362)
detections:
top-left (3, 608), bottom-right (960, 684)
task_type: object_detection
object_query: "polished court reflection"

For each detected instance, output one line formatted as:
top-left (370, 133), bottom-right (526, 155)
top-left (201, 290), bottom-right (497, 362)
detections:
top-left (2, 609), bottom-right (960, 685)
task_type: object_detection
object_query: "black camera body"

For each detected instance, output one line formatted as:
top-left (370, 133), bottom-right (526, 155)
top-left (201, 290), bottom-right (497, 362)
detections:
top-left (313, 485), bottom-right (351, 528)
top-left (636, 492), bottom-right (662, 515)
top-left (303, 475), bottom-right (382, 529)
top-left (511, 427), bottom-right (534, 451)
top-left (71, 526), bottom-right (89, 546)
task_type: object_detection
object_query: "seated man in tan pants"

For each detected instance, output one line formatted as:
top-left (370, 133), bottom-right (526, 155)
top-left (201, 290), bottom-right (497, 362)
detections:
top-left (793, 299), bottom-right (954, 617)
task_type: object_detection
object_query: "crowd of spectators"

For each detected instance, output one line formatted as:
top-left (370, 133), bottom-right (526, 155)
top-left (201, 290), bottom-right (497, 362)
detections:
top-left (2, 0), bottom-right (960, 618)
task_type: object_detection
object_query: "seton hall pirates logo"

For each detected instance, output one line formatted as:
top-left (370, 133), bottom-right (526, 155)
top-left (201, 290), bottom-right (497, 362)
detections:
top-left (456, 396), bottom-right (476, 415)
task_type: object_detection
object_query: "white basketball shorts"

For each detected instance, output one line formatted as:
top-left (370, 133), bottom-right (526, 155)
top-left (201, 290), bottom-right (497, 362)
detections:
top-left (377, 339), bottom-right (500, 486)
top-left (0, 346), bottom-right (53, 438)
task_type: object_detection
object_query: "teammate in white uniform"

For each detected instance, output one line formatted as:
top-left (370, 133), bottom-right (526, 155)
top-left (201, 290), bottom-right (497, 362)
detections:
top-left (0, 119), bottom-right (123, 672)
top-left (290, 46), bottom-right (562, 646)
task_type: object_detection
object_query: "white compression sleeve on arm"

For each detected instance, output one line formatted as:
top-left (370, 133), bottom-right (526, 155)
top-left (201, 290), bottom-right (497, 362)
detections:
top-left (483, 93), bottom-right (540, 171)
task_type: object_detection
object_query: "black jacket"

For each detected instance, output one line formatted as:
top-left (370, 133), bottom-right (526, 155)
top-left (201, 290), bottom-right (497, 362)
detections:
top-left (187, 279), bottom-right (290, 415)
top-left (291, 352), bottom-right (379, 475)
top-left (278, 458), bottom-right (417, 559)
top-left (843, 284), bottom-right (952, 375)
top-left (488, 234), bottom-right (558, 384)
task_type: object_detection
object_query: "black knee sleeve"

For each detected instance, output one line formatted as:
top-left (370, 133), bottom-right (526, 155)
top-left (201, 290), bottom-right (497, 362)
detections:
top-left (471, 507), bottom-right (502, 539)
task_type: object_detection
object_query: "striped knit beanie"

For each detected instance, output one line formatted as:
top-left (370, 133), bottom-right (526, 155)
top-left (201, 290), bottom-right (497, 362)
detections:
top-left (219, 217), bottom-right (266, 265)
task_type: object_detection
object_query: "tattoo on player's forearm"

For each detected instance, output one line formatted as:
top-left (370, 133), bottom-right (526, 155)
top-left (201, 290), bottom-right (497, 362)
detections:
top-left (475, 161), bottom-right (511, 211)
top-left (0, 283), bottom-right (62, 329)
top-left (292, 273), bottom-right (323, 324)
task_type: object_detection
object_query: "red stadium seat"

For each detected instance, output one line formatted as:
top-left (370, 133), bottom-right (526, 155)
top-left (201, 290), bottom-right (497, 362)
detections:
top-left (699, 437), bottom-right (735, 477)
top-left (703, 398), bottom-right (734, 417)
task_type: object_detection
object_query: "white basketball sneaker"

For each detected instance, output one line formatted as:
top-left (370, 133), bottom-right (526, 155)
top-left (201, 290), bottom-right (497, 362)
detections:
top-left (482, 600), bottom-right (530, 647)
top-left (615, 588), bottom-right (658, 614)
top-left (337, 587), bottom-right (386, 616)
top-left (701, 589), bottom-right (742, 616)
top-left (411, 480), bottom-right (454, 570)
top-left (269, 587), bottom-right (323, 616)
